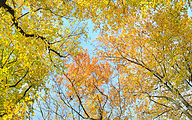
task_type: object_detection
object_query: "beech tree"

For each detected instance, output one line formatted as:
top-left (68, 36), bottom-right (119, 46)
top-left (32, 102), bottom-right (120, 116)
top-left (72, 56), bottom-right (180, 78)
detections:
top-left (94, 1), bottom-right (192, 119)
top-left (0, 0), bottom-right (87, 119)
top-left (35, 50), bottom-right (133, 120)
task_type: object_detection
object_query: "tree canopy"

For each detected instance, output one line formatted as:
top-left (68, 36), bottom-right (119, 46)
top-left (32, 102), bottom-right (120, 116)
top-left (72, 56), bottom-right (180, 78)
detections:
top-left (0, 0), bottom-right (87, 119)
top-left (0, 0), bottom-right (191, 119)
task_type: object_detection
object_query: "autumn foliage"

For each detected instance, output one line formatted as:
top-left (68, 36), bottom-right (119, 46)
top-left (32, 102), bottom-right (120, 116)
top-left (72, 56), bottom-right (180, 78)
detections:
top-left (95, 5), bottom-right (192, 119)
top-left (0, 0), bottom-right (192, 119)
top-left (0, 0), bottom-right (86, 119)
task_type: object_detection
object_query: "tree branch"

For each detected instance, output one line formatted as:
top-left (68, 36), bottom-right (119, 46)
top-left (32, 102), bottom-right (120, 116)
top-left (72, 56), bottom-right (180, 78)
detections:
top-left (2, 4), bottom-right (67, 58)
top-left (9, 69), bottom-right (29, 87)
